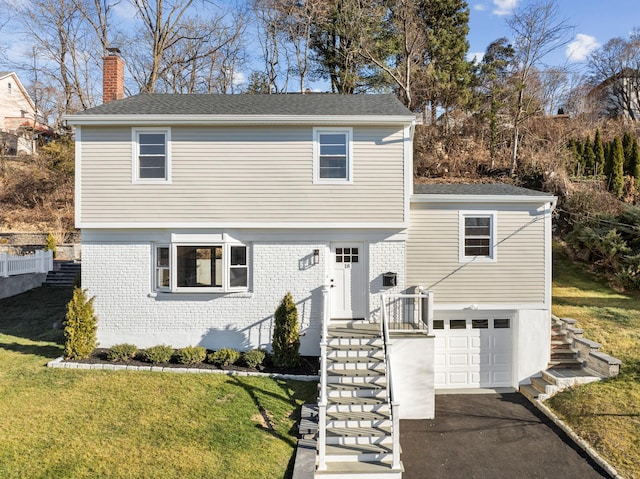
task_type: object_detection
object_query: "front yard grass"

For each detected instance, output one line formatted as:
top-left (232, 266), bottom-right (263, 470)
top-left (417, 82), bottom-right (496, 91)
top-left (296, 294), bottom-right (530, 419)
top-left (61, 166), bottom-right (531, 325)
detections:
top-left (550, 243), bottom-right (640, 479)
top-left (0, 287), bottom-right (317, 479)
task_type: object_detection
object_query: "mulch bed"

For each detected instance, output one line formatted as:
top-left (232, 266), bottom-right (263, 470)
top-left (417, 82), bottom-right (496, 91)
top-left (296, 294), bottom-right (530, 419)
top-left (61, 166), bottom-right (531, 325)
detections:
top-left (63, 348), bottom-right (319, 376)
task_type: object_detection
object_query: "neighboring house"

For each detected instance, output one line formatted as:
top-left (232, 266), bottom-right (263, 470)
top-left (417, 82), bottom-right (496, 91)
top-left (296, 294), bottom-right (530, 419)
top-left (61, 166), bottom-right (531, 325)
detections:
top-left (0, 71), bottom-right (51, 155)
top-left (587, 68), bottom-right (640, 120)
top-left (66, 53), bottom-right (556, 478)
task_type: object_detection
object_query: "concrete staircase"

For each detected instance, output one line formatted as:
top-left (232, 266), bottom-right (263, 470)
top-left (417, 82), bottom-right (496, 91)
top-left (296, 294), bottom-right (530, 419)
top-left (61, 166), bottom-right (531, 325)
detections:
top-left (316, 321), bottom-right (403, 479)
top-left (521, 316), bottom-right (621, 401)
top-left (45, 261), bottom-right (81, 287)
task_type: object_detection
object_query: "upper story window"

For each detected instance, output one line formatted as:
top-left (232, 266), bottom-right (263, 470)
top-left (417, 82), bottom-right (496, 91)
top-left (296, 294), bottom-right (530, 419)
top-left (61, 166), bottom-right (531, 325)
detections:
top-left (153, 242), bottom-right (249, 293)
top-left (313, 127), bottom-right (353, 184)
top-left (459, 211), bottom-right (496, 262)
top-left (7, 82), bottom-right (12, 95)
top-left (133, 128), bottom-right (171, 183)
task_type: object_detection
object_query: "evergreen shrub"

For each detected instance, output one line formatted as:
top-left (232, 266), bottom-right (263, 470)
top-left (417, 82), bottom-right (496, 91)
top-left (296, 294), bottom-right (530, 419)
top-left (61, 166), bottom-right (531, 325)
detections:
top-left (272, 292), bottom-right (300, 368)
top-left (63, 288), bottom-right (98, 359)
top-left (45, 232), bottom-right (57, 258)
top-left (242, 349), bottom-right (266, 369)
top-left (208, 348), bottom-right (241, 366)
top-left (175, 346), bottom-right (207, 364)
top-left (106, 343), bottom-right (138, 361)
top-left (142, 345), bottom-right (174, 364)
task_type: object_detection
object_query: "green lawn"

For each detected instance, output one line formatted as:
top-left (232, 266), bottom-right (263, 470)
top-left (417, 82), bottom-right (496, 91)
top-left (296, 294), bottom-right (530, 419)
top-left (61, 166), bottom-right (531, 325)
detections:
top-left (0, 287), bottom-right (317, 479)
top-left (549, 243), bottom-right (640, 479)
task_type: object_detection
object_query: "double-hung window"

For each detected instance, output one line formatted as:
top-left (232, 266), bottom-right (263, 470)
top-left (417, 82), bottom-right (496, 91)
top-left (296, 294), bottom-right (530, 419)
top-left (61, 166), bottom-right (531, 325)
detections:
top-left (313, 127), bottom-right (353, 183)
top-left (460, 212), bottom-right (496, 262)
top-left (133, 128), bottom-right (170, 183)
top-left (153, 243), bottom-right (249, 292)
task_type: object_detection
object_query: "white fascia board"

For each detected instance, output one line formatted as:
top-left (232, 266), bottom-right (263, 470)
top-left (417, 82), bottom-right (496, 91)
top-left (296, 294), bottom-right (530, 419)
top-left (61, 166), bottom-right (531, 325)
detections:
top-left (64, 114), bottom-right (416, 126)
top-left (78, 221), bottom-right (409, 229)
top-left (411, 194), bottom-right (557, 204)
top-left (74, 126), bottom-right (82, 229)
top-left (433, 303), bottom-right (549, 311)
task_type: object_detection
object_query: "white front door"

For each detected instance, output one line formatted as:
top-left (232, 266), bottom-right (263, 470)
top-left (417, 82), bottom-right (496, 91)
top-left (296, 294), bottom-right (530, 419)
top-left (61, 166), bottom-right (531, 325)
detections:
top-left (330, 243), bottom-right (366, 319)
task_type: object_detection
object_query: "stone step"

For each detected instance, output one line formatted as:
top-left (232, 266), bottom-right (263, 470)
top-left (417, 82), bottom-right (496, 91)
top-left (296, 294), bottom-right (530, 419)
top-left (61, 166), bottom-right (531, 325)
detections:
top-left (326, 403), bottom-right (390, 415)
top-left (328, 396), bottom-right (388, 407)
top-left (548, 358), bottom-right (583, 369)
top-left (326, 425), bottom-right (392, 439)
top-left (317, 460), bottom-right (403, 479)
top-left (327, 374), bottom-right (386, 385)
top-left (325, 443), bottom-right (394, 463)
top-left (326, 349), bottom-right (385, 360)
top-left (327, 337), bottom-right (384, 348)
top-left (327, 409), bottom-right (391, 423)
top-left (550, 350), bottom-right (578, 360)
top-left (520, 384), bottom-right (549, 401)
top-left (326, 366), bottom-right (386, 377)
top-left (530, 376), bottom-right (558, 396)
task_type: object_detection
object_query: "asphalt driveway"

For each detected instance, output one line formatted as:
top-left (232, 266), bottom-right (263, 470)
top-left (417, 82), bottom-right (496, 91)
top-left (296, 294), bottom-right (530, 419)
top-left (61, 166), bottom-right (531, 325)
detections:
top-left (400, 392), bottom-right (610, 479)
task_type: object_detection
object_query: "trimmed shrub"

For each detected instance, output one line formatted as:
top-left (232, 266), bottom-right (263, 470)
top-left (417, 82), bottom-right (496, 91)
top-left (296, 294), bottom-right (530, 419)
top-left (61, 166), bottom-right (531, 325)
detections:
top-left (242, 349), bottom-right (266, 369)
top-left (44, 232), bottom-right (57, 258)
top-left (63, 287), bottom-right (98, 359)
top-left (207, 348), bottom-right (240, 366)
top-left (106, 343), bottom-right (138, 361)
top-left (175, 346), bottom-right (207, 365)
top-left (142, 345), bottom-right (174, 364)
top-left (272, 292), bottom-right (300, 368)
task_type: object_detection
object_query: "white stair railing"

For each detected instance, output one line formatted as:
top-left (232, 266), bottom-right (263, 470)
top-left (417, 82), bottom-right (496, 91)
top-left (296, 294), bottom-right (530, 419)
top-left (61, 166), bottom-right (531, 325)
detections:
top-left (380, 295), bottom-right (401, 470)
top-left (317, 283), bottom-right (331, 471)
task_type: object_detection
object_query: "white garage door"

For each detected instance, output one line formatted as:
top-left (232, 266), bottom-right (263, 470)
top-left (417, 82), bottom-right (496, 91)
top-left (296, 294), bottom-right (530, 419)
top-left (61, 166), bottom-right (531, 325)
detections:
top-left (434, 313), bottom-right (513, 389)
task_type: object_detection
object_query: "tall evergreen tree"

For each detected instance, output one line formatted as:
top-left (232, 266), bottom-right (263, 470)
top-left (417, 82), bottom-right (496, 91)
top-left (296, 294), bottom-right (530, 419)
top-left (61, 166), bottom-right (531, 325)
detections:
top-left (622, 132), bottom-right (634, 174)
top-left (611, 136), bottom-right (625, 198)
top-left (480, 37), bottom-right (515, 165)
top-left (630, 138), bottom-right (640, 189)
top-left (593, 129), bottom-right (605, 176)
top-left (604, 139), bottom-right (614, 179)
top-left (583, 135), bottom-right (595, 176)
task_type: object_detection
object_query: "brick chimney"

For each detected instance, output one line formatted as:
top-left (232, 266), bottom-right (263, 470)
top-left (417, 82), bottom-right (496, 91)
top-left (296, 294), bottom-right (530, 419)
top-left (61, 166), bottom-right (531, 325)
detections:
top-left (103, 48), bottom-right (124, 104)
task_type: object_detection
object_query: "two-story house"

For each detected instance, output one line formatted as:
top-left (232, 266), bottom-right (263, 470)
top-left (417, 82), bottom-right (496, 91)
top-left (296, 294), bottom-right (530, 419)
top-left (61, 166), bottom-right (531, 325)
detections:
top-left (0, 71), bottom-right (51, 155)
top-left (65, 52), bottom-right (556, 478)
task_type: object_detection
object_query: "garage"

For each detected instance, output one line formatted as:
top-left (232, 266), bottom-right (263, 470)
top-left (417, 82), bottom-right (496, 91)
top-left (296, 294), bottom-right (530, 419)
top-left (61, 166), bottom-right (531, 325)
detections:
top-left (433, 312), bottom-right (514, 389)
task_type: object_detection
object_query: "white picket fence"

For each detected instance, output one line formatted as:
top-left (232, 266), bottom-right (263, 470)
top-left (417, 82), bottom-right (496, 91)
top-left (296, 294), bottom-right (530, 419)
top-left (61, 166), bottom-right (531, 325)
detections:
top-left (0, 250), bottom-right (54, 277)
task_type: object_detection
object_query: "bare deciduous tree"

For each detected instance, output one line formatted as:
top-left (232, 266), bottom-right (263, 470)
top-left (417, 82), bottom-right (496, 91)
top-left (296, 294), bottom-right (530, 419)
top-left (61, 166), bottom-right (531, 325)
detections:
top-left (506, 0), bottom-right (572, 174)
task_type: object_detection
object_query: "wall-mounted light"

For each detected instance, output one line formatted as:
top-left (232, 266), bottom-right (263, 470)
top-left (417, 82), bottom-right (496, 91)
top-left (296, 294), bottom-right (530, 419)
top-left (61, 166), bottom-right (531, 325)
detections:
top-left (313, 249), bottom-right (320, 265)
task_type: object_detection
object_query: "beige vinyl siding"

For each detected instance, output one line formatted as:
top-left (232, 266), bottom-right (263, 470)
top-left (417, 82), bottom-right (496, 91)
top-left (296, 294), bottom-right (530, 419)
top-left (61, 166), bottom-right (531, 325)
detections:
top-left (407, 202), bottom-right (546, 304)
top-left (80, 125), bottom-right (405, 224)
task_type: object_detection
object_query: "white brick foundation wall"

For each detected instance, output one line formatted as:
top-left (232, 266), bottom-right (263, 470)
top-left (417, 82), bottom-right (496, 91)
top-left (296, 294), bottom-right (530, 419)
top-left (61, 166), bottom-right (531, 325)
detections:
top-left (82, 231), bottom-right (406, 356)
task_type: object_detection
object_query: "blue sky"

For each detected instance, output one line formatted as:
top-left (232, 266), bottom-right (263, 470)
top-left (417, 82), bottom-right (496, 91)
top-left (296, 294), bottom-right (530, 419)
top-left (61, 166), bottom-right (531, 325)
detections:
top-left (467, 0), bottom-right (639, 69)
top-left (1, 0), bottom-right (637, 91)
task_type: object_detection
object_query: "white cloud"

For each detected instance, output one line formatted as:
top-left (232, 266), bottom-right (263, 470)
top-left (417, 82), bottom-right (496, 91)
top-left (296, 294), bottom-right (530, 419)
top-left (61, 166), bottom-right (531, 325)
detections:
top-left (232, 71), bottom-right (246, 87)
top-left (112, 2), bottom-right (138, 21)
top-left (474, 3), bottom-right (487, 11)
top-left (493, 0), bottom-right (519, 16)
top-left (467, 51), bottom-right (485, 63)
top-left (566, 33), bottom-right (600, 62)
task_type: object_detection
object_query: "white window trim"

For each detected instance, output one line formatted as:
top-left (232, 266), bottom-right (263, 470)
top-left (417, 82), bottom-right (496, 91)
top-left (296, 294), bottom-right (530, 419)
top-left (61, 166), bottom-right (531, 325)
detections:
top-left (313, 127), bottom-right (353, 184)
top-left (459, 210), bottom-right (497, 263)
top-left (154, 244), bottom-right (170, 291)
top-left (152, 241), bottom-right (249, 293)
top-left (132, 127), bottom-right (171, 184)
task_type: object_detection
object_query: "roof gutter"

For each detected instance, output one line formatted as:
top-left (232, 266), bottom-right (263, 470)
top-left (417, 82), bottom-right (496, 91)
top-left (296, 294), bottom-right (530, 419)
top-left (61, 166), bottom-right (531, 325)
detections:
top-left (411, 194), bottom-right (558, 204)
top-left (64, 114), bottom-right (416, 126)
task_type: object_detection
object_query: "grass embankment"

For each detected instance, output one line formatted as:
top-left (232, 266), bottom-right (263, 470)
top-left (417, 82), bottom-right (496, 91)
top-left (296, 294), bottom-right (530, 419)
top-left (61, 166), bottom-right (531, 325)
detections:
top-left (550, 243), bottom-right (640, 479)
top-left (0, 287), bottom-right (316, 479)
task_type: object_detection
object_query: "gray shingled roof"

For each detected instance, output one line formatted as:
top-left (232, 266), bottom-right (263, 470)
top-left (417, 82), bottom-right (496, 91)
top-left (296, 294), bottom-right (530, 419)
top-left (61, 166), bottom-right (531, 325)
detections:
top-left (0, 71), bottom-right (11, 78)
top-left (73, 93), bottom-right (413, 117)
top-left (413, 183), bottom-right (551, 197)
